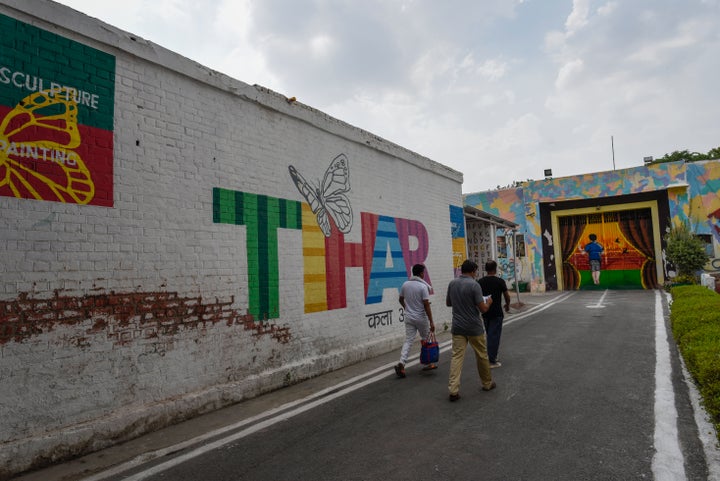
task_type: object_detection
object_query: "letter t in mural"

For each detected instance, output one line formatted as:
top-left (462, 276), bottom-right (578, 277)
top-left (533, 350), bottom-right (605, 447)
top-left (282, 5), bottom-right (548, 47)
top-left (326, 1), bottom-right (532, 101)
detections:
top-left (0, 14), bottom-right (115, 206)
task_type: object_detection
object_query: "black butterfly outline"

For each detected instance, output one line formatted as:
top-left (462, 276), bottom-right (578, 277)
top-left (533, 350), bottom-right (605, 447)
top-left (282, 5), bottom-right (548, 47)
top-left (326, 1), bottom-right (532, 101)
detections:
top-left (288, 154), bottom-right (353, 237)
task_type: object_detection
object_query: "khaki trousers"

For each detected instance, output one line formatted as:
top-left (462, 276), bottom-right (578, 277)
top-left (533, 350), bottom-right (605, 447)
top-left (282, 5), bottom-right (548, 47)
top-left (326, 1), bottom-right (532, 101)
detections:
top-left (448, 334), bottom-right (493, 395)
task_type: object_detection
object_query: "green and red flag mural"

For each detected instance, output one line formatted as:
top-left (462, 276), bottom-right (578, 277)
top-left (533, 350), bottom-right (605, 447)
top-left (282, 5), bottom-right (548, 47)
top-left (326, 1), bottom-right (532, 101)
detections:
top-left (0, 14), bottom-right (115, 207)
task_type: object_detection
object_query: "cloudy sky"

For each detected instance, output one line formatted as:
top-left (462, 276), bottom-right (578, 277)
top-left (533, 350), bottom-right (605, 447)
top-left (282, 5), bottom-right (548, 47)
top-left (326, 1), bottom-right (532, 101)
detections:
top-left (54, 0), bottom-right (720, 193)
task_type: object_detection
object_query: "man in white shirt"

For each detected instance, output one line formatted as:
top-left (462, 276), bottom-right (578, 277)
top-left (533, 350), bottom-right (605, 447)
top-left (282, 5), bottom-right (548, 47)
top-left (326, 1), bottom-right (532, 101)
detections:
top-left (395, 264), bottom-right (436, 378)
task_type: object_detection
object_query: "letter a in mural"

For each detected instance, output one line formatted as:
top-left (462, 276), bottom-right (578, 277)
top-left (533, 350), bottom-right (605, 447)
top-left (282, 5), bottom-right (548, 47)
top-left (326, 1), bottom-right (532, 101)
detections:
top-left (288, 154), bottom-right (353, 236)
top-left (0, 14), bottom-right (115, 207)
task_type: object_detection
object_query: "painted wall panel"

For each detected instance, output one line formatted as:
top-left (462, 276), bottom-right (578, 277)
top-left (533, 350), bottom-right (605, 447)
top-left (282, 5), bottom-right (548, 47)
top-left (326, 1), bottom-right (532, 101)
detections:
top-left (0, 2), bottom-right (463, 476)
top-left (0, 13), bottom-right (115, 207)
top-left (465, 160), bottom-right (720, 291)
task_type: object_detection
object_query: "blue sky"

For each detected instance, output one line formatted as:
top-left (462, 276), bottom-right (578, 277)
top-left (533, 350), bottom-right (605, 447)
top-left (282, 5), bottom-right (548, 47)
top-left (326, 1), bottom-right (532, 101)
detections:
top-left (55, 0), bottom-right (720, 193)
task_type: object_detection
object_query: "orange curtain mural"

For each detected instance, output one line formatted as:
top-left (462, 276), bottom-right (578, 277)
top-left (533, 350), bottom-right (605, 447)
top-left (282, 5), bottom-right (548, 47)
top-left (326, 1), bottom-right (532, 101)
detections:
top-left (618, 209), bottom-right (658, 288)
top-left (559, 215), bottom-right (586, 289)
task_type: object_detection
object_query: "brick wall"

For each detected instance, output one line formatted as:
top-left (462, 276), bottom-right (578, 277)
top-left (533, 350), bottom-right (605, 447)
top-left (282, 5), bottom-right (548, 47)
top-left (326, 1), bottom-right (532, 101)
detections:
top-left (0, 1), bottom-right (464, 476)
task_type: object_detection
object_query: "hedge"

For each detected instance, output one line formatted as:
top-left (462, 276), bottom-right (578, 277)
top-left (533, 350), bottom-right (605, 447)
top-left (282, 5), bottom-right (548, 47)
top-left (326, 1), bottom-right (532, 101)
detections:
top-left (669, 285), bottom-right (720, 442)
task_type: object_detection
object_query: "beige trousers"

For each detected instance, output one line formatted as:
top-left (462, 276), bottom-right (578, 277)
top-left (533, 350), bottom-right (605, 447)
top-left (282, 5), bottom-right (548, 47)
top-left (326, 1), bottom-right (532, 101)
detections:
top-left (448, 334), bottom-right (493, 395)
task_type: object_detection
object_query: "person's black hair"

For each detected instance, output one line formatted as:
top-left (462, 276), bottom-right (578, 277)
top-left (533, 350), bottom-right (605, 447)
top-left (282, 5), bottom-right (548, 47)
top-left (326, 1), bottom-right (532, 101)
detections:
top-left (412, 264), bottom-right (425, 277)
top-left (461, 260), bottom-right (478, 274)
top-left (589, 233), bottom-right (597, 241)
top-left (485, 260), bottom-right (497, 273)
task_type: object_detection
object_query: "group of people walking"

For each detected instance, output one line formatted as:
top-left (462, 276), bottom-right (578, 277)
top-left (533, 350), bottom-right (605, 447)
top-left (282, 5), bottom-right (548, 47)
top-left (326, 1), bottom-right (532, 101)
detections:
top-left (395, 259), bottom-right (510, 401)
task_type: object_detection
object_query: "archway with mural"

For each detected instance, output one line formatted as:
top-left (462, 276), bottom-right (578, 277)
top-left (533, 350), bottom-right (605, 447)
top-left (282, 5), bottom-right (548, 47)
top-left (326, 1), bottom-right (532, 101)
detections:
top-left (552, 202), bottom-right (663, 290)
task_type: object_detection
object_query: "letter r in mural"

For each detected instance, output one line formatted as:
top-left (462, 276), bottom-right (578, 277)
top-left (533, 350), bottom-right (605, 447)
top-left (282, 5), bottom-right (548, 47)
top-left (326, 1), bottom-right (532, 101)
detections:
top-left (0, 14), bottom-right (115, 207)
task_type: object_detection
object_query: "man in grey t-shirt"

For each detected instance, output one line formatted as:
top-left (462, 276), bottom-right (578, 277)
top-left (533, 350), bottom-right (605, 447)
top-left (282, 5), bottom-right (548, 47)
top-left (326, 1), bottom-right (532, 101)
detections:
top-left (445, 260), bottom-right (496, 401)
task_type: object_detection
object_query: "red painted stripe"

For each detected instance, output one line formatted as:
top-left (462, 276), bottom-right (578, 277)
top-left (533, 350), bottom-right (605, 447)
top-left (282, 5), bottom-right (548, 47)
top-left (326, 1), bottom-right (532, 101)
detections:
top-left (324, 224), bottom-right (347, 310)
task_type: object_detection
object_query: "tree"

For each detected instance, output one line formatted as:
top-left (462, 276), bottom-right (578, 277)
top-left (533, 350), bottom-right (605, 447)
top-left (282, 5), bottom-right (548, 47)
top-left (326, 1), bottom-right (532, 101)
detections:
top-left (653, 145), bottom-right (720, 164)
top-left (664, 221), bottom-right (708, 283)
top-left (655, 149), bottom-right (708, 164)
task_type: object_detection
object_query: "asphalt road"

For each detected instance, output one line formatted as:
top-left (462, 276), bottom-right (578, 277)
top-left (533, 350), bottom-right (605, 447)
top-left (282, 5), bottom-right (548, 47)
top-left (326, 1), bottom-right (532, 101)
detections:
top-left (14, 290), bottom-right (720, 481)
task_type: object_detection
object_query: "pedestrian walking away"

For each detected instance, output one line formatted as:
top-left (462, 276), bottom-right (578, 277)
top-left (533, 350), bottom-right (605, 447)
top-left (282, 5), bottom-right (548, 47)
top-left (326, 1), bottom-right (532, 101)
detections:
top-left (395, 264), bottom-right (436, 378)
top-left (445, 259), bottom-right (496, 401)
top-left (582, 233), bottom-right (604, 285)
top-left (478, 260), bottom-right (511, 368)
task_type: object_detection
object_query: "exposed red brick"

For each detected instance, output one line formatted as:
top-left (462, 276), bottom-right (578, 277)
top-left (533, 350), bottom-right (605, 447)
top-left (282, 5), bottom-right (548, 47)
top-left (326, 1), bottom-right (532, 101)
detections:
top-left (0, 290), bottom-right (291, 346)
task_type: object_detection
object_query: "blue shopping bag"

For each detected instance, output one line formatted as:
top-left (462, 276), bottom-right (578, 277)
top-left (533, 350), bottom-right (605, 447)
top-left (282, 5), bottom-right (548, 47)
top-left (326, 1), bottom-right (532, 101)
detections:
top-left (420, 332), bottom-right (439, 364)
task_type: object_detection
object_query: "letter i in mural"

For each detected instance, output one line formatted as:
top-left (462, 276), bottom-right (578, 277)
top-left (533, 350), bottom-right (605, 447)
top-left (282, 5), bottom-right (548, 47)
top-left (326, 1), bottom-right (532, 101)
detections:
top-left (0, 14), bottom-right (115, 206)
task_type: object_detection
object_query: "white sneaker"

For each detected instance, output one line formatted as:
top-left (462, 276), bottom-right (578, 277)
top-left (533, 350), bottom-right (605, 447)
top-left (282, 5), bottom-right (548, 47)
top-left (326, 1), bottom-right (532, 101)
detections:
top-left (490, 361), bottom-right (502, 368)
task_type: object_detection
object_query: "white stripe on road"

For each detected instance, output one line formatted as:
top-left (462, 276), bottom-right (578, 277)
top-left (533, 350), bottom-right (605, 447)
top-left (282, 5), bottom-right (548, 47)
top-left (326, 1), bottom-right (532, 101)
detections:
top-left (586, 289), bottom-right (608, 308)
top-left (503, 291), bottom-right (575, 327)
top-left (81, 293), bottom-right (573, 481)
top-left (652, 289), bottom-right (687, 480)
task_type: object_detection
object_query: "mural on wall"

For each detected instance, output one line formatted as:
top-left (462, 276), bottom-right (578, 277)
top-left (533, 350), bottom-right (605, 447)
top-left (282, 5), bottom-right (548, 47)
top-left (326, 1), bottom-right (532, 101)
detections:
top-left (466, 220), bottom-right (493, 274)
top-left (496, 229), bottom-right (521, 283)
top-left (214, 155), bottom-right (449, 320)
top-left (0, 14), bottom-right (115, 207)
top-left (560, 210), bottom-right (658, 289)
top-left (288, 153), bottom-right (353, 237)
top-left (213, 188), bottom-right (302, 320)
top-left (449, 205), bottom-right (467, 277)
top-left (687, 162), bottom-right (720, 239)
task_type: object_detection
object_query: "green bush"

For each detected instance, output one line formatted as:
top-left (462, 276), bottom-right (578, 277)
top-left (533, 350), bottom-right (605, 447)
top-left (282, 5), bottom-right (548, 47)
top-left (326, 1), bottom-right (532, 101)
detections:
top-left (664, 222), bottom-right (709, 280)
top-left (670, 285), bottom-right (720, 440)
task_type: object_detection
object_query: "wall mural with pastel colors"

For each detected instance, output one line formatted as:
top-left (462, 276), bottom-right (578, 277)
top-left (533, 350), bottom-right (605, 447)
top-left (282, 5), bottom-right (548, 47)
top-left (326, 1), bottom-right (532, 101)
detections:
top-left (464, 160), bottom-right (720, 291)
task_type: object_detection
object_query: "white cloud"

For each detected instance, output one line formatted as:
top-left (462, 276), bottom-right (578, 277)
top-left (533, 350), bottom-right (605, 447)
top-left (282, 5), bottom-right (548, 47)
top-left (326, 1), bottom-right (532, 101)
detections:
top-left (597, 1), bottom-right (619, 16)
top-left (309, 34), bottom-right (336, 58)
top-left (626, 18), bottom-right (708, 65)
top-left (51, 0), bottom-right (720, 192)
top-left (476, 58), bottom-right (508, 82)
top-left (565, 0), bottom-right (590, 36)
top-left (554, 59), bottom-right (584, 90)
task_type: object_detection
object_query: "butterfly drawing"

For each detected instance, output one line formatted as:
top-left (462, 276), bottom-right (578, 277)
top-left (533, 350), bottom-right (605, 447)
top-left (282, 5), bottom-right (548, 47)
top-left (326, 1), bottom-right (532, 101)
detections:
top-left (0, 88), bottom-right (94, 204)
top-left (289, 154), bottom-right (353, 237)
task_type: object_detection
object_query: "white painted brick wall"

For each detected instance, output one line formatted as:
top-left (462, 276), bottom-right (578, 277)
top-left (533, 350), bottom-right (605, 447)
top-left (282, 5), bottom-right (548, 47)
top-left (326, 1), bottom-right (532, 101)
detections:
top-left (0, 0), bottom-right (464, 476)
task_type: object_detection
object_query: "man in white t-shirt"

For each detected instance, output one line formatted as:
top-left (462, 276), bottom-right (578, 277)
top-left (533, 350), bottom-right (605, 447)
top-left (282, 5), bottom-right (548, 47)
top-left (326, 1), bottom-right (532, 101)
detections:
top-left (395, 264), bottom-right (436, 378)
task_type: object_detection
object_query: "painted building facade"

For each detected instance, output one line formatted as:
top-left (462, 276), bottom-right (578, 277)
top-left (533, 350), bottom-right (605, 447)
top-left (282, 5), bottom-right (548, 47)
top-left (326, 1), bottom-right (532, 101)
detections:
top-left (465, 160), bottom-right (720, 292)
top-left (0, 2), bottom-right (467, 476)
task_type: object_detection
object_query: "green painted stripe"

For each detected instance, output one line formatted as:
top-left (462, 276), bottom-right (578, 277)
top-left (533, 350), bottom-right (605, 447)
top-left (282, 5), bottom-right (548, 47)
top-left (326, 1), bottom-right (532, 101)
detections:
top-left (234, 190), bottom-right (244, 226)
top-left (285, 199), bottom-right (302, 229)
top-left (0, 13), bottom-right (115, 131)
top-left (244, 192), bottom-right (260, 320)
top-left (267, 196), bottom-right (280, 318)
top-left (213, 188), bottom-right (236, 224)
top-left (279, 198), bottom-right (287, 228)
top-left (257, 194), bottom-right (269, 320)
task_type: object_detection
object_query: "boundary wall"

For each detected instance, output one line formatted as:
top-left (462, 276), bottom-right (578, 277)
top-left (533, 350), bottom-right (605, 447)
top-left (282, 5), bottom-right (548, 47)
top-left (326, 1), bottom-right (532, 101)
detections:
top-left (0, 1), bottom-right (464, 476)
